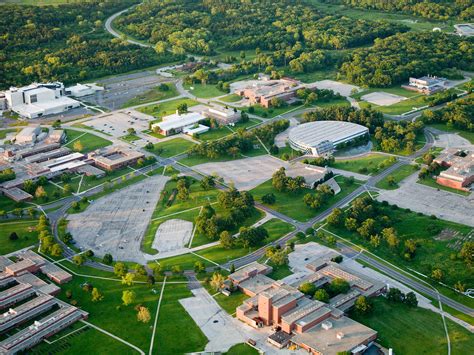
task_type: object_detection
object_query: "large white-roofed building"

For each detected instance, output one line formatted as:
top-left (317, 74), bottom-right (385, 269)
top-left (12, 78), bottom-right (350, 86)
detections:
top-left (151, 111), bottom-right (206, 136)
top-left (289, 121), bottom-right (369, 156)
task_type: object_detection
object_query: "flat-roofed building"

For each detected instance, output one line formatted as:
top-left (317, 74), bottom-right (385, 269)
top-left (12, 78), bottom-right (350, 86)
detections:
top-left (14, 125), bottom-right (41, 145)
top-left (152, 111), bottom-right (206, 136)
top-left (1, 187), bottom-right (32, 203)
top-left (202, 106), bottom-right (240, 124)
top-left (434, 149), bottom-right (474, 191)
top-left (88, 146), bottom-right (144, 171)
top-left (454, 23), bottom-right (474, 37)
top-left (403, 76), bottom-right (447, 94)
top-left (289, 121), bottom-right (369, 156)
top-left (66, 83), bottom-right (103, 97)
top-left (3, 82), bottom-right (80, 119)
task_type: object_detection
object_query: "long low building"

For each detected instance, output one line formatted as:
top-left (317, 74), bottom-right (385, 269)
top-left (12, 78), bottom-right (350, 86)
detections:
top-left (434, 149), bottom-right (474, 191)
top-left (88, 146), bottom-right (144, 171)
top-left (152, 111), bottom-right (206, 136)
top-left (289, 121), bottom-right (369, 156)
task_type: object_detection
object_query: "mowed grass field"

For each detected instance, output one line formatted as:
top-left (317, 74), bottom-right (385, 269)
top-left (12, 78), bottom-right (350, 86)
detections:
top-left (0, 219), bottom-right (38, 254)
top-left (137, 98), bottom-right (199, 119)
top-left (64, 129), bottom-right (112, 153)
top-left (331, 153), bottom-right (396, 174)
top-left (251, 176), bottom-right (361, 222)
top-left (151, 138), bottom-right (197, 158)
top-left (351, 297), bottom-right (474, 354)
top-left (122, 83), bottom-right (179, 108)
top-left (375, 164), bottom-right (418, 190)
top-left (184, 82), bottom-right (228, 99)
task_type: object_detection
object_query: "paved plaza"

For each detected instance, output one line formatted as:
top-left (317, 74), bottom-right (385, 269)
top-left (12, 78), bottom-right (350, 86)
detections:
top-left (377, 173), bottom-right (474, 227)
top-left (152, 219), bottom-right (193, 253)
top-left (361, 91), bottom-right (407, 106)
top-left (68, 175), bottom-right (169, 262)
top-left (83, 110), bottom-right (154, 138)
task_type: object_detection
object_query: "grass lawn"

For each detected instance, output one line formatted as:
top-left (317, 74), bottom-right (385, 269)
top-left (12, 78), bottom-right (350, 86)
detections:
top-left (375, 164), bottom-right (418, 190)
top-left (417, 177), bottom-right (471, 196)
top-left (314, 97), bottom-right (350, 108)
top-left (0, 196), bottom-right (27, 212)
top-left (292, 67), bottom-right (338, 83)
top-left (273, 145), bottom-right (302, 161)
top-left (267, 263), bottom-right (292, 280)
top-left (331, 153), bottom-right (397, 174)
top-left (197, 119), bottom-right (259, 142)
top-left (225, 343), bottom-right (259, 355)
top-left (64, 129), bottom-right (112, 153)
top-left (358, 95), bottom-right (427, 115)
top-left (200, 278), bottom-right (249, 316)
top-left (249, 104), bottom-right (302, 119)
top-left (136, 98), bottom-right (199, 118)
top-left (179, 153), bottom-right (243, 167)
top-left (0, 219), bottom-right (38, 254)
top-left (351, 297), bottom-right (474, 354)
top-left (151, 138), bottom-right (196, 158)
top-left (427, 123), bottom-right (474, 144)
top-left (121, 83), bottom-right (178, 108)
top-left (185, 82), bottom-right (228, 99)
top-left (119, 133), bottom-right (141, 143)
top-left (251, 176), bottom-right (361, 222)
top-left (153, 283), bottom-right (208, 354)
top-left (352, 86), bottom-right (420, 100)
top-left (0, 128), bottom-right (18, 139)
top-left (325, 204), bottom-right (473, 291)
top-left (260, 218), bottom-right (295, 243)
top-left (220, 94), bottom-right (242, 103)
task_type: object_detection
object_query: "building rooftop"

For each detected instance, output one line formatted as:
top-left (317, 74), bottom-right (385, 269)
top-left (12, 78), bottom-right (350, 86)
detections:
top-left (292, 316), bottom-right (377, 355)
top-left (156, 112), bottom-right (205, 131)
top-left (239, 274), bottom-right (274, 295)
top-left (289, 121), bottom-right (369, 149)
top-left (229, 262), bottom-right (272, 283)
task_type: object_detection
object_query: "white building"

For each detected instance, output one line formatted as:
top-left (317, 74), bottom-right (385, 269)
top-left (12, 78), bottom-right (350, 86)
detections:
top-left (14, 125), bottom-right (42, 145)
top-left (65, 83), bottom-right (104, 97)
top-left (152, 111), bottom-right (206, 136)
top-left (3, 82), bottom-right (80, 119)
top-left (454, 24), bottom-right (474, 37)
top-left (203, 106), bottom-right (240, 124)
top-left (289, 121), bottom-right (369, 156)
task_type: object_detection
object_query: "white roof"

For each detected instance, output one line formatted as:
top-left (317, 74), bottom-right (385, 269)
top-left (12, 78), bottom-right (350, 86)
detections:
top-left (13, 96), bottom-right (79, 116)
top-left (183, 124), bottom-right (210, 135)
top-left (156, 112), bottom-right (205, 131)
top-left (289, 121), bottom-right (368, 148)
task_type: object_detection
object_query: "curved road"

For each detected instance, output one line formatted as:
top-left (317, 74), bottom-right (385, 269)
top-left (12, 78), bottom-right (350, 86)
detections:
top-left (104, 4), bottom-right (150, 48)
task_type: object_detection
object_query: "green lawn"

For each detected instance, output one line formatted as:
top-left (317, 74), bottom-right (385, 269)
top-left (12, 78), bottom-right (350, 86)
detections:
top-left (292, 67), bottom-right (338, 83)
top-left (220, 94), bottom-right (242, 103)
top-left (119, 133), bottom-right (141, 143)
top-left (0, 128), bottom-right (18, 139)
top-left (64, 129), bottom-right (112, 153)
top-left (137, 98), bottom-right (200, 118)
top-left (185, 82), bottom-right (228, 99)
top-left (325, 204), bottom-right (473, 291)
top-left (352, 86), bottom-right (420, 101)
top-left (259, 218), bottom-right (295, 243)
top-left (267, 263), bottom-right (293, 280)
top-left (121, 83), bottom-right (178, 108)
top-left (197, 119), bottom-right (259, 142)
top-left (251, 176), bottom-right (361, 222)
top-left (375, 164), bottom-right (418, 190)
top-left (331, 154), bottom-right (397, 174)
top-left (200, 279), bottom-right (249, 316)
top-left (417, 177), bottom-right (471, 196)
top-left (153, 283), bottom-right (208, 354)
top-left (249, 104), bottom-right (302, 119)
top-left (314, 97), bottom-right (351, 108)
top-left (351, 297), bottom-right (474, 354)
top-left (359, 94), bottom-right (428, 115)
top-left (179, 153), bottom-right (244, 167)
top-left (273, 145), bottom-right (303, 161)
top-left (0, 196), bottom-right (28, 212)
top-left (151, 138), bottom-right (197, 158)
top-left (0, 219), bottom-right (38, 254)
top-left (225, 343), bottom-right (258, 355)
top-left (427, 123), bottom-right (474, 144)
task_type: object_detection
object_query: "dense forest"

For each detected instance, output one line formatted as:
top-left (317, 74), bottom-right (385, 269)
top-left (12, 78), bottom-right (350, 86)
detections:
top-left (338, 32), bottom-right (474, 87)
top-left (0, 1), bottom-right (182, 89)
top-left (420, 96), bottom-right (474, 132)
top-left (320, 0), bottom-right (474, 20)
top-left (115, 0), bottom-right (407, 54)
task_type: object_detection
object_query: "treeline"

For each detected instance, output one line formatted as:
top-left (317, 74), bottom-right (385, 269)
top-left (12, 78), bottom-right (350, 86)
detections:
top-left (0, 1), bottom-right (181, 89)
top-left (0, 168), bottom-right (15, 183)
top-left (338, 32), bottom-right (474, 87)
top-left (188, 120), bottom-right (289, 159)
top-left (420, 96), bottom-right (474, 132)
top-left (320, 0), bottom-right (474, 20)
top-left (116, 0), bottom-right (407, 55)
top-left (303, 106), bottom-right (424, 153)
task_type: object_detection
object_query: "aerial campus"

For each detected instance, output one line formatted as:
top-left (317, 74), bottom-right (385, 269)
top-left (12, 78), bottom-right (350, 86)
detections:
top-left (0, 1), bottom-right (473, 355)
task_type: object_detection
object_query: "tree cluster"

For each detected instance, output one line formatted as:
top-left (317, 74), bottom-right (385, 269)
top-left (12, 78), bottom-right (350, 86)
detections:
top-left (272, 167), bottom-right (306, 193)
top-left (420, 96), bottom-right (474, 132)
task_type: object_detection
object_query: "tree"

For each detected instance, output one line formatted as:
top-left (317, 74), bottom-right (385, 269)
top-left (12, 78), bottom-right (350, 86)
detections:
top-left (314, 289), bottom-right (330, 303)
top-left (354, 296), bottom-right (372, 314)
top-left (404, 292), bottom-right (418, 307)
top-left (328, 278), bottom-right (350, 295)
top-left (134, 264), bottom-right (147, 276)
top-left (210, 272), bottom-right (225, 291)
top-left (345, 217), bottom-right (358, 231)
top-left (460, 241), bottom-right (473, 266)
top-left (147, 275), bottom-right (155, 285)
top-left (91, 288), bottom-right (103, 302)
top-left (73, 140), bottom-right (83, 152)
top-left (219, 230), bottom-right (233, 249)
top-left (431, 268), bottom-right (443, 281)
top-left (200, 176), bottom-right (215, 190)
top-left (387, 288), bottom-right (404, 303)
top-left (50, 243), bottom-right (62, 257)
top-left (357, 218), bottom-right (376, 239)
top-left (171, 265), bottom-right (182, 274)
top-left (176, 179), bottom-right (189, 201)
top-left (261, 193), bottom-right (276, 205)
top-left (35, 186), bottom-right (47, 200)
top-left (102, 253), bottom-right (113, 265)
top-left (114, 262), bottom-right (127, 277)
top-left (387, 175), bottom-right (396, 186)
top-left (72, 254), bottom-right (85, 266)
top-left (299, 282), bottom-right (316, 296)
top-left (230, 263), bottom-right (236, 274)
top-left (122, 290), bottom-right (136, 306)
top-left (9, 232), bottom-right (19, 241)
top-left (194, 261), bottom-right (206, 273)
top-left (177, 103), bottom-right (188, 114)
top-left (327, 208), bottom-right (343, 226)
top-left (137, 306), bottom-right (151, 323)
top-left (122, 272), bottom-right (135, 286)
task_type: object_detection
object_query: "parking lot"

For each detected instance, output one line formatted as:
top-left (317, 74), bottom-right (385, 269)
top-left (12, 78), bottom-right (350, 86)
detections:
top-left (377, 173), bottom-right (474, 227)
top-left (68, 175), bottom-right (169, 262)
top-left (82, 110), bottom-right (154, 138)
top-left (152, 219), bottom-right (193, 253)
top-left (313, 80), bottom-right (360, 97)
top-left (361, 92), bottom-right (407, 106)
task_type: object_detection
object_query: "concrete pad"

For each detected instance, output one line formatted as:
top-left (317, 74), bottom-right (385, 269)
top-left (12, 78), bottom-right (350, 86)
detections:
top-left (361, 92), bottom-right (406, 106)
top-left (431, 130), bottom-right (473, 150)
top-left (83, 110), bottom-right (154, 138)
top-left (377, 173), bottom-right (474, 227)
top-left (313, 80), bottom-right (360, 97)
top-left (152, 219), bottom-right (193, 253)
top-left (68, 174), bottom-right (169, 262)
